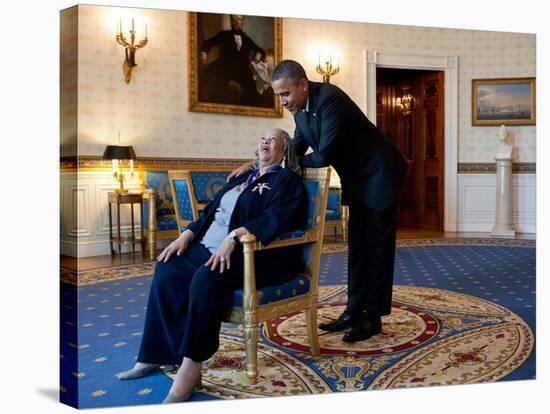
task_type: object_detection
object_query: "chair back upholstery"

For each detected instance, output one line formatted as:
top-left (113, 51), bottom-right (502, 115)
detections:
top-left (300, 168), bottom-right (331, 282)
top-left (168, 170), bottom-right (200, 233)
top-left (326, 187), bottom-right (343, 220)
top-left (323, 186), bottom-right (347, 241)
top-left (141, 171), bottom-right (177, 230)
top-left (143, 171), bottom-right (175, 215)
top-left (189, 170), bottom-right (231, 204)
top-left (139, 171), bottom-right (179, 259)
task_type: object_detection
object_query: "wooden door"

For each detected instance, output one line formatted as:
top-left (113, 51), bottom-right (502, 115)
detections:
top-left (376, 75), bottom-right (417, 228)
top-left (417, 71), bottom-right (445, 230)
top-left (376, 68), bottom-right (444, 230)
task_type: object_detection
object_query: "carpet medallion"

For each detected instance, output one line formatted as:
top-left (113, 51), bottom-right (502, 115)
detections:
top-left (177, 284), bottom-right (533, 398)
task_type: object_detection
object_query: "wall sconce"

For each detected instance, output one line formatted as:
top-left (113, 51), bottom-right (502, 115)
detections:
top-left (103, 144), bottom-right (137, 193)
top-left (316, 54), bottom-right (340, 83)
top-left (396, 90), bottom-right (414, 115)
top-left (115, 18), bottom-right (148, 84)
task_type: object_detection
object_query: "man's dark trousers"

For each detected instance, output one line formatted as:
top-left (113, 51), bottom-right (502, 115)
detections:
top-left (345, 189), bottom-right (398, 318)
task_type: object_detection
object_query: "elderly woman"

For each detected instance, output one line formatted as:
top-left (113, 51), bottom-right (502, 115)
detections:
top-left (118, 128), bottom-right (305, 403)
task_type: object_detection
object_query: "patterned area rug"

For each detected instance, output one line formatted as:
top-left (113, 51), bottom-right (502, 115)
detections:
top-left (61, 238), bottom-right (535, 408)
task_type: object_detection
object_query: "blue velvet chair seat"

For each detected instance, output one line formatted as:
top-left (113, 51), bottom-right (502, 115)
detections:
top-left (231, 274), bottom-right (310, 307)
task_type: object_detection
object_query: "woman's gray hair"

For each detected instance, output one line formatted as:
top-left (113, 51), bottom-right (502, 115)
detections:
top-left (252, 129), bottom-right (302, 176)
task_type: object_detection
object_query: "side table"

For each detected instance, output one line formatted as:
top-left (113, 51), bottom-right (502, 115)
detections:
top-left (107, 192), bottom-right (146, 255)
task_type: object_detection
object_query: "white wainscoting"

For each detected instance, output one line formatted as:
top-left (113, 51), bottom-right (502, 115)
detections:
top-left (60, 171), bottom-right (170, 258)
top-left (457, 173), bottom-right (536, 234)
top-left (62, 171), bottom-right (536, 258)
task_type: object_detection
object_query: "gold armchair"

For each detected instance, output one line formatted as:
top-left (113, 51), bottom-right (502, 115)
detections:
top-left (223, 167), bottom-right (331, 384)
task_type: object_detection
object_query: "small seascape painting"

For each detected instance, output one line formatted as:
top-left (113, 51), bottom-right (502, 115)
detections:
top-left (472, 78), bottom-right (536, 126)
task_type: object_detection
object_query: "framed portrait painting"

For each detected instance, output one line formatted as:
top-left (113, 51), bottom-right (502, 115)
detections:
top-left (472, 77), bottom-right (536, 126)
top-left (188, 12), bottom-right (283, 117)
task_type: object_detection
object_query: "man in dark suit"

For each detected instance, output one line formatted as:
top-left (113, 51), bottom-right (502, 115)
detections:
top-left (231, 59), bottom-right (407, 342)
top-left (200, 14), bottom-right (266, 106)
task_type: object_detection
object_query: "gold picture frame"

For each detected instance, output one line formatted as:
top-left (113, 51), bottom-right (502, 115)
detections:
top-left (188, 12), bottom-right (283, 117)
top-left (472, 77), bottom-right (536, 126)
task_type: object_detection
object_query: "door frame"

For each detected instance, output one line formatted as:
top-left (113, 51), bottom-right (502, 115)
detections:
top-left (365, 51), bottom-right (458, 232)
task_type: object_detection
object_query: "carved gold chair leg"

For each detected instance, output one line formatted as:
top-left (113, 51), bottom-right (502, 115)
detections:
top-left (306, 306), bottom-right (320, 356)
top-left (342, 206), bottom-right (349, 243)
top-left (242, 235), bottom-right (259, 385)
top-left (244, 322), bottom-right (259, 385)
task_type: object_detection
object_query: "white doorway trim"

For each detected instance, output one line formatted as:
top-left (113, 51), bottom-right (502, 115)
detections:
top-left (365, 51), bottom-right (458, 232)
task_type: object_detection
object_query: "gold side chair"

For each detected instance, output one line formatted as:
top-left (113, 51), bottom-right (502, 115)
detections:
top-left (167, 170), bottom-right (201, 234)
top-left (324, 186), bottom-right (348, 242)
top-left (140, 170), bottom-right (179, 260)
top-left (224, 167), bottom-right (331, 385)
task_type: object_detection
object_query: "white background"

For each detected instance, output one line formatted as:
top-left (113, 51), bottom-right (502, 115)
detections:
top-left (0, 0), bottom-right (546, 413)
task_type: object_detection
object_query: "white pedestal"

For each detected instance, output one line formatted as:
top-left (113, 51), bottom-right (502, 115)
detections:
top-left (492, 158), bottom-right (516, 238)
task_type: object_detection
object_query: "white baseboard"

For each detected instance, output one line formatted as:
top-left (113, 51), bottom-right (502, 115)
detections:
top-left (457, 222), bottom-right (536, 234)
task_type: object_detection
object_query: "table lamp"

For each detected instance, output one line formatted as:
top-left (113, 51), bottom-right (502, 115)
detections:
top-left (102, 145), bottom-right (137, 193)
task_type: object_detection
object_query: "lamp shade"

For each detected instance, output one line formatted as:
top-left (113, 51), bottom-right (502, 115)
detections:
top-left (102, 145), bottom-right (137, 160)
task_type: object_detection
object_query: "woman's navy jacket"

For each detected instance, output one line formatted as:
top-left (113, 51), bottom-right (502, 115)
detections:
top-left (186, 168), bottom-right (307, 274)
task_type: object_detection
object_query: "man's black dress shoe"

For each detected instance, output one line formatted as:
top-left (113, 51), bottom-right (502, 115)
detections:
top-left (319, 311), bottom-right (358, 332)
top-left (342, 316), bottom-right (382, 343)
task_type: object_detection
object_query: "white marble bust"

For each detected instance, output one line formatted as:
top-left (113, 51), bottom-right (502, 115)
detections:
top-left (496, 124), bottom-right (513, 159)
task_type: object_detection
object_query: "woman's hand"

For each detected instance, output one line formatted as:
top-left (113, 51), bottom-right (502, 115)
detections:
top-left (204, 237), bottom-right (237, 274)
top-left (227, 161), bottom-right (253, 182)
top-left (157, 230), bottom-right (194, 263)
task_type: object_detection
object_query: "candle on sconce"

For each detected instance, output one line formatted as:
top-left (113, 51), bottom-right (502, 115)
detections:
top-left (114, 16), bottom-right (149, 84)
top-left (130, 159), bottom-right (134, 174)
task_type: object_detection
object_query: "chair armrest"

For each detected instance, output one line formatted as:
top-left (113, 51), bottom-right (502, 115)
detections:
top-left (238, 229), bottom-right (318, 252)
top-left (239, 233), bottom-right (257, 244)
top-left (238, 229), bottom-right (319, 313)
